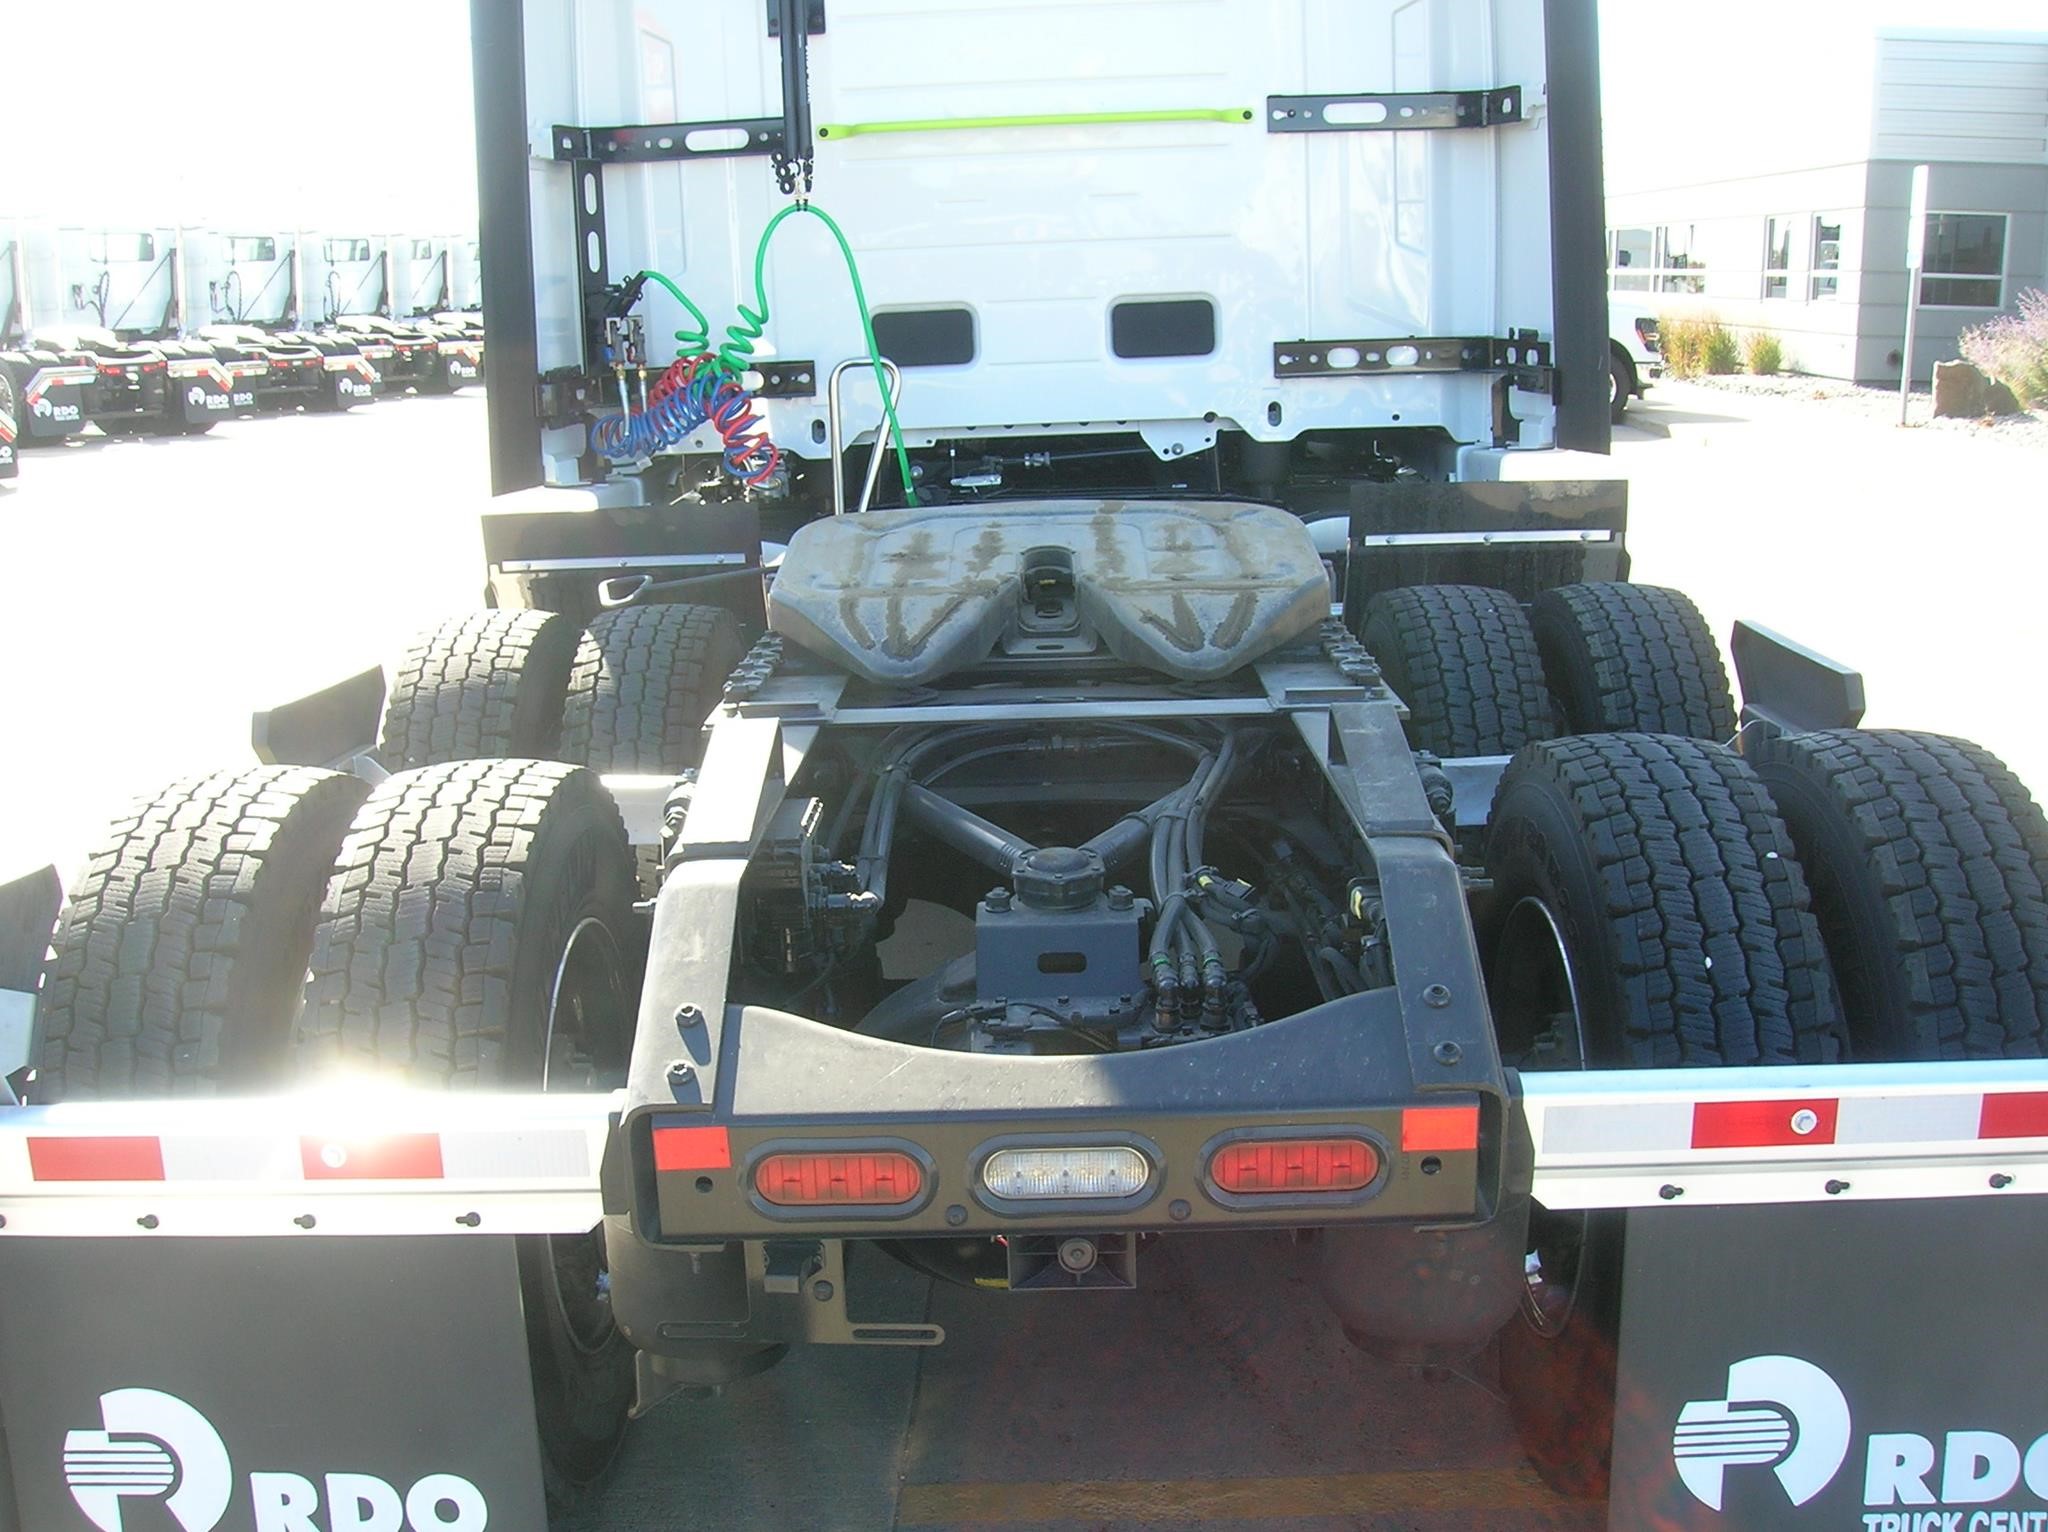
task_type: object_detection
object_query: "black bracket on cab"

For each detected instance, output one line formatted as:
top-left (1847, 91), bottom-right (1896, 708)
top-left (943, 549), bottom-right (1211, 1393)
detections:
top-left (1274, 333), bottom-right (1552, 392)
top-left (549, 121), bottom-right (787, 165)
top-left (1265, 86), bottom-right (1523, 133)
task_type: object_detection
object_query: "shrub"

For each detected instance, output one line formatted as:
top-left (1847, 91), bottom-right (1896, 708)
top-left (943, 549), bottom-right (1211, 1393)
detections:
top-left (1745, 331), bottom-right (1784, 376)
top-left (1658, 313), bottom-right (1740, 378)
top-left (1960, 288), bottom-right (2048, 406)
top-left (1702, 325), bottom-right (1741, 375)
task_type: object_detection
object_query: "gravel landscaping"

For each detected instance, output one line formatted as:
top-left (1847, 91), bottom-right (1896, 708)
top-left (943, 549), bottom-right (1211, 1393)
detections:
top-left (1671, 372), bottom-right (2048, 447)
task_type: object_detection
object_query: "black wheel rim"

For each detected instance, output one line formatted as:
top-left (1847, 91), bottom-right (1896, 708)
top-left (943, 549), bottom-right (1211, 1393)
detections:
top-left (541, 916), bottom-right (631, 1358)
top-left (1493, 896), bottom-right (1591, 1339)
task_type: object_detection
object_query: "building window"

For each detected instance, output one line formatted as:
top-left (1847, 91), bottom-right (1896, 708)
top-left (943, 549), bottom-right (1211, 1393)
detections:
top-left (1811, 216), bottom-right (1843, 299)
top-left (1608, 227), bottom-right (1653, 292)
top-left (91, 232), bottom-right (155, 263)
top-left (1763, 217), bottom-right (1792, 299)
top-left (324, 238), bottom-right (372, 264)
top-left (1919, 213), bottom-right (2006, 308)
top-left (1654, 226), bottom-right (1706, 294)
top-left (227, 236), bottom-right (277, 264)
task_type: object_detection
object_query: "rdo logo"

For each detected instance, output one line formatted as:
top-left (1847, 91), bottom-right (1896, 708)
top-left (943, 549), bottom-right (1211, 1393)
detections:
top-left (1673, 1355), bottom-right (1854, 1510)
top-left (63, 1388), bottom-right (488, 1531)
top-left (1675, 1356), bottom-right (2048, 1523)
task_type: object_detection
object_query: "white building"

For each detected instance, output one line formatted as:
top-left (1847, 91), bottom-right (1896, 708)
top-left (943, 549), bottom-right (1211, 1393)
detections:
top-left (1605, 26), bottom-right (2048, 382)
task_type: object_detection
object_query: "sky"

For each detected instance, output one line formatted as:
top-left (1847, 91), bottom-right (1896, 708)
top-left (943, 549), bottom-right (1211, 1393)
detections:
top-left (3, 0), bottom-right (2046, 233)
top-left (3, 1), bottom-right (477, 233)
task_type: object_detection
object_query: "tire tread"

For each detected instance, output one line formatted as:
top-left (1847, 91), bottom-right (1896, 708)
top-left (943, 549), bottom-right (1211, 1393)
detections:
top-left (1358, 584), bottom-right (1554, 757)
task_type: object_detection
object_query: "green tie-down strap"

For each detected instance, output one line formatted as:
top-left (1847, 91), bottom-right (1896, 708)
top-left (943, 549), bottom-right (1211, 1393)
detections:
top-left (815, 107), bottom-right (1257, 140)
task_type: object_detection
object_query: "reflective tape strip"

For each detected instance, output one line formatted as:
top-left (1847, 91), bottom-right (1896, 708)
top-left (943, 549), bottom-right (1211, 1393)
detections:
top-left (15, 1126), bottom-right (596, 1187)
top-left (652, 1125), bottom-right (732, 1172)
top-left (1538, 1100), bottom-right (1690, 1155)
top-left (300, 1133), bottom-right (444, 1180)
top-left (29, 1137), bottom-right (165, 1182)
top-left (1835, 1093), bottom-right (1981, 1145)
top-left (439, 1128), bottom-right (593, 1180)
top-left (1982, 1092), bottom-right (2048, 1139)
top-left (1536, 1084), bottom-right (2048, 1156)
top-left (1400, 1105), bottom-right (1479, 1152)
top-left (24, 366), bottom-right (99, 402)
top-left (1691, 1098), bottom-right (1838, 1149)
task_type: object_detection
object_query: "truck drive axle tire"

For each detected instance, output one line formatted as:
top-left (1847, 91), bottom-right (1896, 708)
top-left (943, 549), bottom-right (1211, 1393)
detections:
top-left (296, 759), bottom-right (639, 1504)
top-left (562, 602), bottom-right (746, 772)
top-left (35, 767), bottom-right (369, 1100)
top-left (379, 610), bottom-right (582, 770)
top-left (1750, 730), bottom-right (2048, 1062)
top-left (1485, 733), bottom-right (1842, 1498)
top-left (1532, 583), bottom-right (1736, 741)
top-left (1357, 584), bottom-right (1554, 757)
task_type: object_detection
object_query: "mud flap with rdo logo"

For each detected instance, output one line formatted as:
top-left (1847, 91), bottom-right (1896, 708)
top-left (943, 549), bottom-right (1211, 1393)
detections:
top-left (1611, 1200), bottom-right (2048, 1532)
top-left (0, 1237), bottom-right (548, 1531)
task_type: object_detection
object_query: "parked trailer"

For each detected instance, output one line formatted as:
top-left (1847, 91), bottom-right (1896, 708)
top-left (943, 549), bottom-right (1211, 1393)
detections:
top-left (3, 3), bottom-right (2046, 1531)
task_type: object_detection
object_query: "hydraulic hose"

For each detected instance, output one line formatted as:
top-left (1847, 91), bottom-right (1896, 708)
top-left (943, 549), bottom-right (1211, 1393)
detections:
top-left (901, 784), bottom-right (1036, 878)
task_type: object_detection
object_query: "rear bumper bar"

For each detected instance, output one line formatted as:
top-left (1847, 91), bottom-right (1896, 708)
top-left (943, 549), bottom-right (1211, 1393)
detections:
top-left (2, 1063), bottom-right (2044, 1238)
top-left (616, 996), bottom-right (1501, 1243)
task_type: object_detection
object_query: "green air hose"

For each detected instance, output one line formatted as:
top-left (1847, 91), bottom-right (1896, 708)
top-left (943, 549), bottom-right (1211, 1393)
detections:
top-left (639, 201), bottom-right (916, 503)
top-left (637, 269), bottom-right (713, 355)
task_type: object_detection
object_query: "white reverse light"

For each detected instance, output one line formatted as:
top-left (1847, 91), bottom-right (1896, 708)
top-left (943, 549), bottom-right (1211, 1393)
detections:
top-left (980, 1146), bottom-right (1151, 1201)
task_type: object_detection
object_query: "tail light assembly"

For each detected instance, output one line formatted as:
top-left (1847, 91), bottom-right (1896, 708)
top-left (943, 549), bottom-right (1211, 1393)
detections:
top-left (1203, 1129), bottom-right (1391, 1206)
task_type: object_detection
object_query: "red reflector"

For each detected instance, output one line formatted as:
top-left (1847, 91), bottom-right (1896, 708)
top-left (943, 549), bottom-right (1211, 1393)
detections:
top-left (652, 1125), bottom-right (731, 1172)
top-left (1209, 1138), bottom-right (1379, 1194)
top-left (28, 1137), bottom-right (164, 1182)
top-left (754, 1151), bottom-right (923, 1206)
top-left (1692, 1098), bottom-right (1839, 1149)
top-left (1401, 1105), bottom-right (1480, 1153)
top-left (300, 1134), bottom-right (444, 1180)
top-left (1980, 1092), bottom-right (2048, 1140)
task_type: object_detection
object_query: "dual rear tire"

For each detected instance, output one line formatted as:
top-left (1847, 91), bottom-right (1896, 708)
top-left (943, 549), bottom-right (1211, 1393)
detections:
top-left (36, 760), bottom-right (644, 1504)
top-left (1490, 728), bottom-right (2048, 1498)
top-left (1356, 580), bottom-right (1735, 758)
top-left (380, 603), bottom-right (744, 773)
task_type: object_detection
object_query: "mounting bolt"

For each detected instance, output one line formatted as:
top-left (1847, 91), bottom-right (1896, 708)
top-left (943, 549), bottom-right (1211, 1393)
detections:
top-left (675, 1004), bottom-right (702, 1028)
top-left (985, 888), bottom-right (1012, 913)
top-left (667, 1060), bottom-right (695, 1088)
top-left (945, 1204), bottom-right (967, 1227)
top-left (1422, 984), bottom-right (1452, 1009)
top-left (456, 1212), bottom-right (482, 1228)
top-left (1790, 1108), bottom-right (1820, 1136)
top-left (812, 1280), bottom-right (835, 1302)
top-left (1991, 1173), bottom-right (2015, 1189)
top-left (1168, 1199), bottom-right (1191, 1222)
top-left (1107, 885), bottom-right (1134, 911)
top-left (1432, 1040), bottom-right (1462, 1066)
